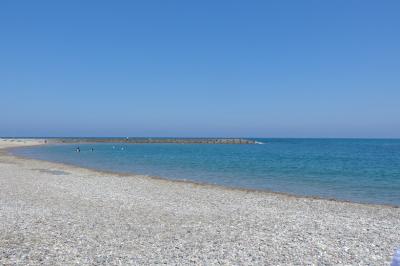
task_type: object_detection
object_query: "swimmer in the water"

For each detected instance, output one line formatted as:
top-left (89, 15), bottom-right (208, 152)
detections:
top-left (76, 147), bottom-right (80, 152)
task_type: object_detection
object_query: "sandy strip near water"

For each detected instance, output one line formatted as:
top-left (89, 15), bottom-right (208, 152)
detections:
top-left (0, 139), bottom-right (399, 265)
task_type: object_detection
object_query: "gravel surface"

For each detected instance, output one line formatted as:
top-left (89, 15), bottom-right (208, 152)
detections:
top-left (0, 139), bottom-right (399, 265)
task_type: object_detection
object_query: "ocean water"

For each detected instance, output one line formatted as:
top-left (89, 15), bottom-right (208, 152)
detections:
top-left (12, 139), bottom-right (400, 206)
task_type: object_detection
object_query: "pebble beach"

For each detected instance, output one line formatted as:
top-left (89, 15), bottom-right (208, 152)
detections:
top-left (0, 139), bottom-right (399, 265)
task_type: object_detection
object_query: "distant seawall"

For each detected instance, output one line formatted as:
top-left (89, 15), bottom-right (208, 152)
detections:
top-left (50, 138), bottom-right (257, 145)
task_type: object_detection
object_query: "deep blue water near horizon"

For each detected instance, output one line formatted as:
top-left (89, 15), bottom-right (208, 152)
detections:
top-left (12, 138), bottom-right (400, 206)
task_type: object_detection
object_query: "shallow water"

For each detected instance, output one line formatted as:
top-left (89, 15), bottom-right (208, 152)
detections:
top-left (13, 138), bottom-right (400, 206)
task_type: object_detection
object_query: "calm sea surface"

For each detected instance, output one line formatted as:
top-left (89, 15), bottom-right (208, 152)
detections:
top-left (12, 139), bottom-right (400, 206)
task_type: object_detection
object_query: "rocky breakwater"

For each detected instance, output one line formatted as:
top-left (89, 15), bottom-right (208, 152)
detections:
top-left (51, 138), bottom-right (257, 144)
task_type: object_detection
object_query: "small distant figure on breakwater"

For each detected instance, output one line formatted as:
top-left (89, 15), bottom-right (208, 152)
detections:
top-left (76, 147), bottom-right (80, 153)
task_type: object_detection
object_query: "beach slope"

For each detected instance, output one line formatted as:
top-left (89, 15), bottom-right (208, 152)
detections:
top-left (0, 139), bottom-right (399, 265)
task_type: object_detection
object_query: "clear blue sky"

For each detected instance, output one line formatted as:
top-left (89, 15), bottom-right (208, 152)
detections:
top-left (1, 1), bottom-right (399, 138)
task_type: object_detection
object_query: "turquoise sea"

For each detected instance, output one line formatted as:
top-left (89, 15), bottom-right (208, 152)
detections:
top-left (12, 139), bottom-right (400, 206)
